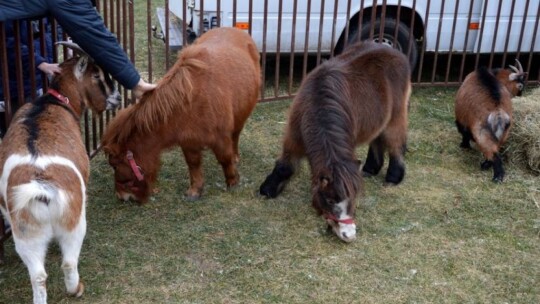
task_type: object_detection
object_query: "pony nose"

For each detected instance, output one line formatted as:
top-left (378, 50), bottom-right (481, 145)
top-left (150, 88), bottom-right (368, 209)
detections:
top-left (338, 223), bottom-right (357, 242)
top-left (341, 231), bottom-right (356, 242)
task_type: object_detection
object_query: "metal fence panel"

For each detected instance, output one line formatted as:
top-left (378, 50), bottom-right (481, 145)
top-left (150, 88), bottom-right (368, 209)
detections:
top-left (1, 0), bottom-right (539, 153)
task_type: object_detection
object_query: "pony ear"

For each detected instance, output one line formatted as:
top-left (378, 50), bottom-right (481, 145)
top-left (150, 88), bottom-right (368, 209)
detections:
top-left (74, 56), bottom-right (89, 80)
top-left (102, 145), bottom-right (111, 155)
top-left (319, 176), bottom-right (331, 189)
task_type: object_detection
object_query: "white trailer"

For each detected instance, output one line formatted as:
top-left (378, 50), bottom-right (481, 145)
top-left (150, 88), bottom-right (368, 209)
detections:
top-left (156, 0), bottom-right (540, 69)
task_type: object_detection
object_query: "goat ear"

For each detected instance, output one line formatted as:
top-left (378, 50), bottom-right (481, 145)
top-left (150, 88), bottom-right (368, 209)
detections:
top-left (74, 56), bottom-right (89, 80)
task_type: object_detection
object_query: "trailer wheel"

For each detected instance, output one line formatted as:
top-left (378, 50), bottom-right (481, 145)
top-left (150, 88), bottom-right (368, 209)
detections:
top-left (337, 17), bottom-right (418, 71)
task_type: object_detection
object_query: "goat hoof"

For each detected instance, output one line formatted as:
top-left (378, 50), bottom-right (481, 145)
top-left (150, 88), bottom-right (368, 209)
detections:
top-left (492, 176), bottom-right (504, 183)
top-left (480, 160), bottom-right (492, 170)
top-left (69, 281), bottom-right (84, 298)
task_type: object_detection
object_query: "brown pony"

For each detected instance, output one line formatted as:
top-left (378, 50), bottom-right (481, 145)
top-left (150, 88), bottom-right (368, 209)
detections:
top-left (0, 45), bottom-right (120, 304)
top-left (101, 27), bottom-right (260, 203)
top-left (259, 41), bottom-right (411, 242)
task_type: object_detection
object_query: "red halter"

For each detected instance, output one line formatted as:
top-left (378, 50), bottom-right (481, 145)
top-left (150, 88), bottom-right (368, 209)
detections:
top-left (47, 88), bottom-right (70, 104)
top-left (126, 150), bottom-right (145, 181)
top-left (324, 213), bottom-right (355, 225)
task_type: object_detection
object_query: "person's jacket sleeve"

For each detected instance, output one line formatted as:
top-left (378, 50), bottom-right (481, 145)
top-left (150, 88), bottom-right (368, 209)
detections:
top-left (0, 0), bottom-right (141, 90)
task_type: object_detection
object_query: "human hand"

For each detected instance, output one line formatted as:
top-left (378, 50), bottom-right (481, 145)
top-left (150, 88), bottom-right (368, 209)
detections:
top-left (132, 78), bottom-right (157, 102)
top-left (38, 62), bottom-right (61, 76)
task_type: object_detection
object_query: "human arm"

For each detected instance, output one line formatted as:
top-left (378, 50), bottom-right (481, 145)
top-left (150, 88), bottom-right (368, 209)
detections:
top-left (132, 79), bottom-right (158, 101)
top-left (0, 0), bottom-right (156, 94)
top-left (48, 0), bottom-right (153, 92)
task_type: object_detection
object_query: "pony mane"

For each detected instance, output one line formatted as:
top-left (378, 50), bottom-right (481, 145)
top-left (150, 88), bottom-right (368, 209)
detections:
top-left (330, 160), bottom-right (362, 200)
top-left (302, 63), bottom-right (354, 165)
top-left (302, 63), bottom-right (361, 199)
top-left (102, 47), bottom-right (208, 146)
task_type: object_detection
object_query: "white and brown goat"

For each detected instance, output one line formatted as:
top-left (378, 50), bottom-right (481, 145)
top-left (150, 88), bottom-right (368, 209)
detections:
top-left (455, 59), bottom-right (527, 182)
top-left (0, 43), bottom-right (120, 304)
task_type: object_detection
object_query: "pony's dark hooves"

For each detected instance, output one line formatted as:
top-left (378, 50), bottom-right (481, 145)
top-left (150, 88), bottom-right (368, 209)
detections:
top-left (184, 190), bottom-right (202, 201)
top-left (362, 170), bottom-right (375, 178)
top-left (259, 185), bottom-right (279, 198)
top-left (385, 175), bottom-right (404, 185)
top-left (385, 167), bottom-right (405, 185)
top-left (383, 181), bottom-right (399, 187)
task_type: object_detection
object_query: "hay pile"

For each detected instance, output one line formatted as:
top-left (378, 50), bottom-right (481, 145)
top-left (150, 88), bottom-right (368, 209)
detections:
top-left (506, 86), bottom-right (540, 174)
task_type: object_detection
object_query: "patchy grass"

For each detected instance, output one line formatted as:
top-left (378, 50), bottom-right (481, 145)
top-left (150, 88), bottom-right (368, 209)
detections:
top-left (1, 87), bottom-right (539, 303)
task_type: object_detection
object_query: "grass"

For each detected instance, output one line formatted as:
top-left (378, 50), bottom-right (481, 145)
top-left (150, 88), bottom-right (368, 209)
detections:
top-left (1, 86), bottom-right (539, 303)
top-left (2, 1), bottom-right (540, 302)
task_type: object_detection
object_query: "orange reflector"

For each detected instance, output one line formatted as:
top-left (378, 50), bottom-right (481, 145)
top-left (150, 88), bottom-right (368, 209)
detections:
top-left (469, 22), bottom-right (480, 30)
top-left (235, 22), bottom-right (250, 30)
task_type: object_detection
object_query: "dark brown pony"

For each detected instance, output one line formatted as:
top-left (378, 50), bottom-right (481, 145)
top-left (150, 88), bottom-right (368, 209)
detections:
top-left (101, 27), bottom-right (260, 203)
top-left (259, 41), bottom-right (411, 242)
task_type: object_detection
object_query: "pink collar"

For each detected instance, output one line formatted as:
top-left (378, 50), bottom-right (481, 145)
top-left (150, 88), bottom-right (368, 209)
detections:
top-left (126, 150), bottom-right (145, 181)
top-left (47, 88), bottom-right (70, 104)
top-left (324, 213), bottom-right (355, 225)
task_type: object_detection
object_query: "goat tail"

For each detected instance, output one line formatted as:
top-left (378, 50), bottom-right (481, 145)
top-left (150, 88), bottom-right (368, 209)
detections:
top-left (10, 181), bottom-right (64, 223)
top-left (487, 110), bottom-right (511, 142)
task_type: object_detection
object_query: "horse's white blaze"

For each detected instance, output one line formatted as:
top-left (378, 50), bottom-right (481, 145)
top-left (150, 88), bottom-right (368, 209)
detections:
top-left (331, 200), bottom-right (356, 242)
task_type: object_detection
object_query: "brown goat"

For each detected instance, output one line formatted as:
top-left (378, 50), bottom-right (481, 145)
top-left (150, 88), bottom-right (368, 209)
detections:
top-left (455, 60), bottom-right (527, 182)
top-left (0, 45), bottom-right (119, 304)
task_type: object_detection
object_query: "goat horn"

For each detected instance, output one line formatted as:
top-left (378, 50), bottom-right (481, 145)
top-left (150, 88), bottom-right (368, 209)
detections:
top-left (55, 41), bottom-right (90, 58)
top-left (508, 64), bottom-right (519, 74)
top-left (514, 59), bottom-right (524, 73)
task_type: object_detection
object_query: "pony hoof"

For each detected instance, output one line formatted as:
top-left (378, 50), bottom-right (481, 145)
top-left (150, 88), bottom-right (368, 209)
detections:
top-left (362, 171), bottom-right (374, 178)
top-left (227, 180), bottom-right (239, 189)
top-left (185, 194), bottom-right (201, 201)
top-left (259, 185), bottom-right (278, 198)
top-left (185, 189), bottom-right (201, 201)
